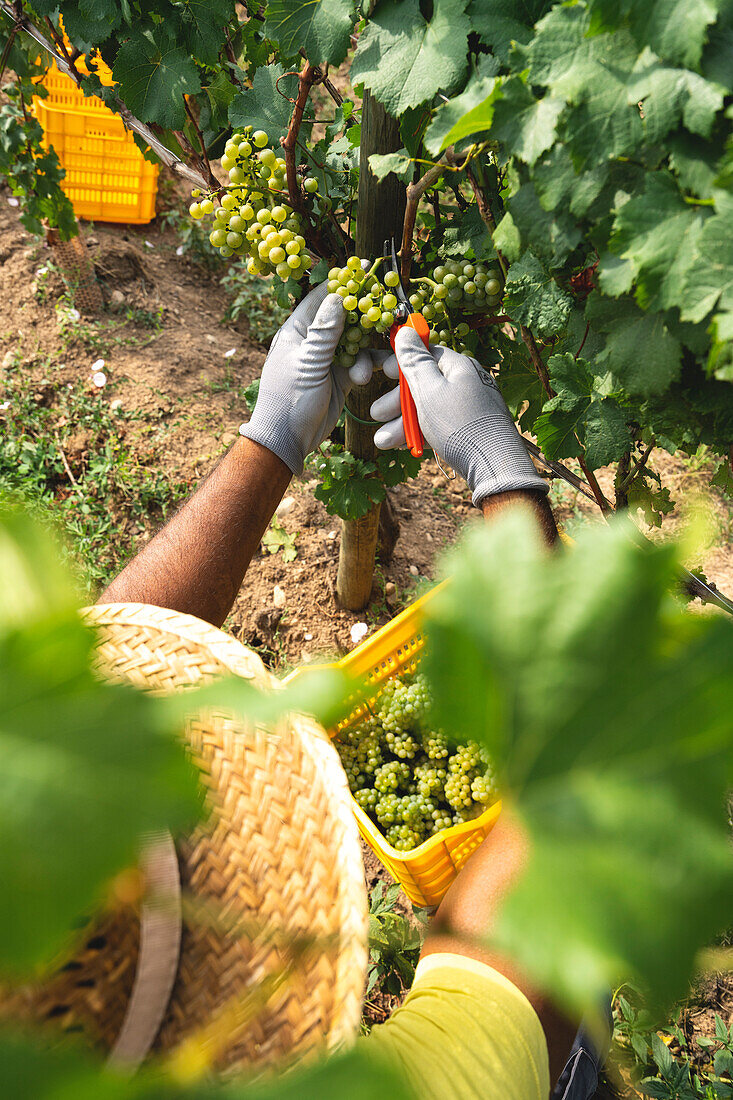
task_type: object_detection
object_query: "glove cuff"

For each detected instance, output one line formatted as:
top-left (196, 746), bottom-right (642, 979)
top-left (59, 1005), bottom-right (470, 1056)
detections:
top-left (444, 415), bottom-right (549, 507)
top-left (239, 394), bottom-right (303, 476)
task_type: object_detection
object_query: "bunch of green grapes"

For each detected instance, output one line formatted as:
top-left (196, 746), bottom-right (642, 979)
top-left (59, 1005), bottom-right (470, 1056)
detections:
top-left (402, 260), bottom-right (504, 353)
top-left (334, 671), bottom-right (499, 852)
top-left (325, 257), bottom-right (404, 371)
top-left (188, 127), bottom-right (311, 281)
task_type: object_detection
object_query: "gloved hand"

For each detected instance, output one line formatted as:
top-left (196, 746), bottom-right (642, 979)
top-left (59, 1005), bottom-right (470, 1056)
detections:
top-left (239, 281), bottom-right (369, 475)
top-left (368, 329), bottom-right (548, 506)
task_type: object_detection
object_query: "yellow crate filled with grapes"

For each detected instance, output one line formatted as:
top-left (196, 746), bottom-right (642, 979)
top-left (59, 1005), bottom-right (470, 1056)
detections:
top-left (287, 589), bottom-right (502, 908)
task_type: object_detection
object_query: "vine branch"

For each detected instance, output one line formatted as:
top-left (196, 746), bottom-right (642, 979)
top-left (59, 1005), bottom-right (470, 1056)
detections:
top-left (281, 60), bottom-right (343, 260)
top-left (400, 149), bottom-right (453, 283)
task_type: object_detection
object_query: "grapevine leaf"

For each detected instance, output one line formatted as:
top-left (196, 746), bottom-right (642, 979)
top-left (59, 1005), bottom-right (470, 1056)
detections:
top-left (629, 48), bottom-right (725, 143)
top-left (600, 173), bottom-right (705, 313)
top-left (228, 64), bottom-right (310, 150)
top-left (179, 0), bottom-right (237, 66)
top-left (113, 27), bottom-right (201, 129)
top-left (375, 450), bottom-right (423, 487)
top-left (667, 134), bottom-right (720, 199)
top-left (496, 338), bottom-right (547, 431)
top-left (368, 149), bottom-right (414, 184)
top-left (440, 205), bottom-right (494, 260)
top-left (351, 0), bottom-right (471, 115)
top-left (680, 192), bottom-right (733, 335)
top-left (587, 294), bottom-right (683, 396)
top-left (524, 6), bottom-right (643, 168)
top-left (436, 86), bottom-right (500, 152)
top-left (503, 252), bottom-right (573, 339)
top-left (60, 0), bottom-right (121, 48)
top-left (502, 181), bottom-right (582, 269)
top-left (490, 76), bottom-right (564, 167)
top-left (535, 353), bottom-right (632, 468)
top-left (424, 54), bottom-right (499, 155)
top-left (424, 512), bottom-right (733, 1015)
top-left (711, 459), bottom-right (733, 496)
top-left (587, 0), bottom-right (722, 69)
top-left (466, 0), bottom-right (554, 62)
top-left (313, 450), bottom-right (386, 519)
top-left (264, 0), bottom-right (356, 67)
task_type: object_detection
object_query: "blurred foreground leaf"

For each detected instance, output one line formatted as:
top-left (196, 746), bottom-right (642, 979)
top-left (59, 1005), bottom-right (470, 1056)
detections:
top-left (424, 508), bottom-right (733, 1016)
top-left (0, 1032), bottom-right (411, 1099)
top-left (0, 506), bottom-right (202, 977)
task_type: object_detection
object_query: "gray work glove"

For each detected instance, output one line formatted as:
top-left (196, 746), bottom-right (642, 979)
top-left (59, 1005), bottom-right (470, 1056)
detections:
top-left (369, 328), bottom-right (548, 507)
top-left (239, 281), bottom-right (369, 475)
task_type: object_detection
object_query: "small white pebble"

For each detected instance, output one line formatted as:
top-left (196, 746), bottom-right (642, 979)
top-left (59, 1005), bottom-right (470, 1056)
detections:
top-left (175, 245), bottom-right (184, 256)
top-left (92, 371), bottom-right (107, 388)
top-left (37, 266), bottom-right (48, 276)
top-left (275, 496), bottom-right (295, 516)
top-left (7, 197), bottom-right (19, 207)
top-left (409, 564), bottom-right (419, 576)
top-left (67, 308), bottom-right (81, 322)
top-left (304, 632), bottom-right (313, 641)
top-left (224, 347), bottom-right (237, 359)
top-left (110, 398), bottom-right (123, 411)
top-left (144, 239), bottom-right (155, 249)
top-left (327, 529), bottom-right (337, 540)
top-left (92, 358), bottom-right (106, 371)
top-left (273, 585), bottom-right (286, 609)
top-left (350, 622), bottom-right (368, 645)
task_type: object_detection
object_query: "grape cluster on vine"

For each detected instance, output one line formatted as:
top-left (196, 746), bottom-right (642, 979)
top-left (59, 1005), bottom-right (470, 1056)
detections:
top-left (189, 127), bottom-right (311, 281)
top-left (334, 671), bottom-right (498, 852)
top-left (187, 133), bottom-right (506, 360)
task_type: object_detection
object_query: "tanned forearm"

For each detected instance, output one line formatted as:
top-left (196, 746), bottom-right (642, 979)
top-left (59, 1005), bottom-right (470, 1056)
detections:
top-left (481, 487), bottom-right (559, 546)
top-left (98, 437), bottom-right (291, 627)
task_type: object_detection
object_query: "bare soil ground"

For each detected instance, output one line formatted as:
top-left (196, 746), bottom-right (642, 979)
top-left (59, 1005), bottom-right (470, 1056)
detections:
top-left (1, 172), bottom-right (732, 1093)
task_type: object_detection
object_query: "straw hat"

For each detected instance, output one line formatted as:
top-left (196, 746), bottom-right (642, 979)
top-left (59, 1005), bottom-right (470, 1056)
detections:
top-left (1, 603), bottom-right (368, 1075)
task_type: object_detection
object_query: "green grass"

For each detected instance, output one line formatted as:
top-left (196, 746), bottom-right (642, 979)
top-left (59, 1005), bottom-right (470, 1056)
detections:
top-left (0, 352), bottom-right (187, 597)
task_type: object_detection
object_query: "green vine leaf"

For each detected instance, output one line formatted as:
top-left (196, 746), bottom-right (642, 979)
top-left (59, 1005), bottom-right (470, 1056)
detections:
top-left (424, 54), bottom-right (499, 155)
top-left (228, 63), bottom-right (310, 149)
top-left (313, 449), bottom-right (386, 519)
top-left (502, 251), bottom-right (573, 339)
top-left (467, 0), bottom-right (555, 62)
top-left (351, 0), bottom-right (471, 115)
top-left (601, 172), bottom-right (706, 313)
top-left (113, 26), bottom-right (201, 129)
top-left (424, 512), bottom-right (733, 1016)
top-left (586, 0), bottom-right (723, 69)
top-left (368, 148), bottom-right (414, 184)
top-left (264, 0), bottom-right (356, 67)
top-left (489, 77), bottom-right (564, 167)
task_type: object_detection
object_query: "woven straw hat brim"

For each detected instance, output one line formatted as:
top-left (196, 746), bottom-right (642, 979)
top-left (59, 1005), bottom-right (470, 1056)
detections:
top-left (2, 603), bottom-right (367, 1076)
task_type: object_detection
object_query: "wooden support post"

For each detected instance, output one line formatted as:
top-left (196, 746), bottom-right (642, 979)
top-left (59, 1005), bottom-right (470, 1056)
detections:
top-left (336, 92), bottom-right (406, 610)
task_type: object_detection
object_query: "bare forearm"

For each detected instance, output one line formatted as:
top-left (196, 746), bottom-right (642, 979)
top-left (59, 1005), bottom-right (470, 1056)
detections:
top-left (98, 437), bottom-right (291, 626)
top-left (481, 487), bottom-right (559, 546)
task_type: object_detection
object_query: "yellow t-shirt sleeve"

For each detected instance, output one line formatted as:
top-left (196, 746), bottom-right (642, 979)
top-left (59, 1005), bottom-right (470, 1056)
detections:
top-left (360, 952), bottom-right (550, 1100)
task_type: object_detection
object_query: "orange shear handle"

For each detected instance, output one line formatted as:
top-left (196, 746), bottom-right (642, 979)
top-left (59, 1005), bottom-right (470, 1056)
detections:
top-left (389, 312), bottom-right (430, 458)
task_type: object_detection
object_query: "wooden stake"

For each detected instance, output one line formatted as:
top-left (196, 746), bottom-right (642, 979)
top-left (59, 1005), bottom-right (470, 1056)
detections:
top-left (336, 92), bottom-right (406, 611)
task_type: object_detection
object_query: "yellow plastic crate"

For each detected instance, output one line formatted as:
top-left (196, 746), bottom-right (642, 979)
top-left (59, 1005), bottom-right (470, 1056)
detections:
top-left (32, 61), bottom-right (159, 224)
top-left (288, 585), bottom-right (501, 908)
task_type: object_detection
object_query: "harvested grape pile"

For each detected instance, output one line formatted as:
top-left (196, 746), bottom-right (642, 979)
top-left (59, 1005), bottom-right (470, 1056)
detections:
top-left (334, 672), bottom-right (498, 852)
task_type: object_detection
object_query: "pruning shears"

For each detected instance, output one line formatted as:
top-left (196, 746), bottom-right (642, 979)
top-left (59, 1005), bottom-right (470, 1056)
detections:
top-left (385, 237), bottom-right (430, 458)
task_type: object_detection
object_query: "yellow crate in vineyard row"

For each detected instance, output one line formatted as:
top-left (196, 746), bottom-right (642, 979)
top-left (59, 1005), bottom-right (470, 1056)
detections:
top-left (286, 584), bottom-right (501, 908)
top-left (32, 56), bottom-right (158, 224)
